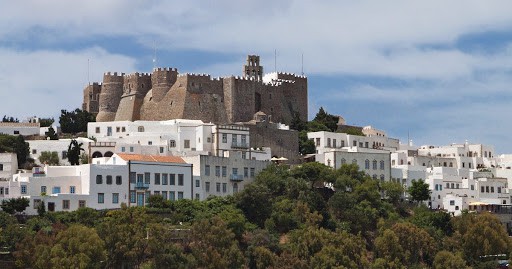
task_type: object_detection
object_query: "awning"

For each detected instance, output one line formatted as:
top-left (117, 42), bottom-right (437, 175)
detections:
top-left (469, 202), bottom-right (489, 206)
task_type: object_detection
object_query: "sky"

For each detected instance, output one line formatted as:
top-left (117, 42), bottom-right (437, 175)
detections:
top-left (2, 1), bottom-right (512, 152)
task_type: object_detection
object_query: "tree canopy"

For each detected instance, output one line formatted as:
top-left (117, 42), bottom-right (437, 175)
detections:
top-left (59, 108), bottom-right (95, 134)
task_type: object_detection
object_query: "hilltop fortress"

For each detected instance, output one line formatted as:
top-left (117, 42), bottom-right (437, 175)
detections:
top-left (83, 55), bottom-right (308, 125)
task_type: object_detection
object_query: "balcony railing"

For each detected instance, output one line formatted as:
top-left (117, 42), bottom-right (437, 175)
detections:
top-left (230, 174), bottom-right (244, 181)
top-left (134, 182), bottom-right (150, 189)
top-left (231, 142), bottom-right (249, 149)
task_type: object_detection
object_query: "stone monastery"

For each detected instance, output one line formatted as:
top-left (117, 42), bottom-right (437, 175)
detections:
top-left (83, 55), bottom-right (308, 125)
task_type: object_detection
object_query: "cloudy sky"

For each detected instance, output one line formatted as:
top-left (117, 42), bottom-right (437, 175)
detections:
top-left (2, 1), bottom-right (512, 152)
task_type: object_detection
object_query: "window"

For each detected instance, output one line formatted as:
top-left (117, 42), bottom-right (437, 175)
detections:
top-left (116, 127), bottom-right (120, 132)
top-left (486, 186), bottom-right (489, 193)
top-left (33, 199), bottom-right (41, 209)
top-left (79, 200), bottom-right (86, 208)
top-left (491, 186), bottom-right (495, 193)
top-left (162, 174), bottom-right (168, 185)
top-left (373, 160), bottom-right (378, 170)
top-left (481, 186), bottom-right (484, 192)
top-left (13, 130), bottom-right (19, 135)
top-left (130, 172), bottom-right (136, 183)
top-left (95, 127), bottom-right (100, 133)
top-left (154, 173), bottom-right (160, 185)
top-left (146, 191), bottom-right (150, 203)
top-left (170, 174), bottom-right (176, 185)
top-left (471, 185), bottom-right (474, 191)
top-left (455, 206), bottom-right (459, 210)
top-left (106, 175), bottom-right (113, 185)
top-left (450, 200), bottom-right (455, 206)
top-left (233, 183), bottom-right (239, 193)
top-left (353, 140), bottom-right (357, 147)
top-left (222, 166), bottom-right (227, 177)
top-left (162, 191), bottom-right (168, 200)
top-left (184, 140), bottom-right (190, 148)
top-left (144, 172), bottom-right (150, 184)
top-left (41, 186), bottom-right (47, 194)
top-left (130, 191), bottom-right (136, 203)
top-left (498, 187), bottom-right (502, 193)
top-left (195, 193), bottom-right (200, 200)
top-left (241, 135), bottom-right (247, 145)
top-left (116, 176), bottom-right (122, 185)
top-left (216, 183), bottom-right (221, 192)
top-left (205, 165), bottom-right (210, 176)
top-left (215, 166), bottom-right (221, 177)
top-left (32, 149), bottom-right (37, 154)
top-left (52, 186), bottom-right (61, 194)
top-left (222, 183), bottom-right (227, 193)
top-left (352, 159), bottom-right (357, 165)
top-left (178, 174), bottom-right (184, 186)
top-left (107, 126), bottom-right (112, 136)
top-left (121, 147), bottom-right (126, 152)
top-left (380, 160), bottom-right (385, 170)
top-left (160, 147), bottom-right (164, 153)
top-left (232, 134), bottom-right (237, 144)
top-left (154, 191), bottom-right (160, 196)
top-left (148, 141), bottom-right (153, 145)
top-left (195, 179), bottom-right (200, 188)
top-left (138, 126), bottom-right (144, 132)
top-left (62, 151), bottom-right (67, 159)
top-left (456, 184), bottom-right (459, 189)
top-left (63, 200), bottom-right (70, 209)
top-left (170, 140), bottom-right (176, 147)
top-left (250, 168), bottom-right (255, 177)
top-left (372, 174), bottom-right (377, 179)
top-left (222, 134), bottom-right (227, 143)
top-left (169, 191), bottom-right (175, 201)
top-left (122, 127), bottom-right (126, 132)
top-left (98, 193), bottom-right (105, 204)
top-left (365, 159), bottom-right (370, 169)
top-left (244, 167), bottom-right (248, 178)
top-left (242, 152), bottom-right (247, 159)
top-left (205, 182), bottom-right (210, 192)
top-left (70, 186), bottom-right (75, 194)
top-left (130, 146), bottom-right (134, 152)
top-left (96, 175), bottom-right (103, 184)
top-left (232, 168), bottom-right (238, 175)
top-left (178, 192), bottom-right (184, 200)
top-left (446, 183), bottom-right (450, 188)
top-left (316, 138), bottom-right (320, 146)
top-left (380, 174), bottom-right (385, 181)
top-left (341, 158), bottom-right (346, 165)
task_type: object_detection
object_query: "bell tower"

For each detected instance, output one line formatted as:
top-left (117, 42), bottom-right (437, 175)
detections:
top-left (243, 55), bottom-right (263, 80)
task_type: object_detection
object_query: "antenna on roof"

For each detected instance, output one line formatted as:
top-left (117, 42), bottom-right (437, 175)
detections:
top-left (274, 49), bottom-right (277, 73)
top-left (301, 53), bottom-right (304, 76)
top-left (152, 40), bottom-right (157, 69)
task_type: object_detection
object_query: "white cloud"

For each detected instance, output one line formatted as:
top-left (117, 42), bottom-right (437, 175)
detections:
top-left (0, 47), bottom-right (137, 120)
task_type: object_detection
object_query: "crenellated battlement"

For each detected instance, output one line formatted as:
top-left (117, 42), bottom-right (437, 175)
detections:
top-left (87, 54), bottom-right (308, 125)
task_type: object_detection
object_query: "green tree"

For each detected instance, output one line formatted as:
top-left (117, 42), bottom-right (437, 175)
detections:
top-left (59, 108), bottom-right (95, 134)
top-left (49, 224), bottom-right (106, 269)
top-left (290, 111), bottom-right (307, 131)
top-left (39, 117), bottom-right (54, 127)
top-left (147, 195), bottom-right (171, 208)
top-left (188, 216), bottom-right (245, 269)
top-left (312, 107), bottom-right (339, 132)
top-left (45, 126), bottom-right (59, 140)
top-left (299, 130), bottom-right (315, 155)
top-left (433, 251), bottom-right (468, 269)
top-left (2, 115), bottom-right (19, 122)
top-left (381, 181), bottom-right (404, 205)
top-left (290, 162), bottom-right (335, 188)
top-left (408, 179), bottom-right (431, 204)
top-left (0, 134), bottom-right (30, 168)
top-left (67, 139), bottom-right (84, 165)
top-left (80, 153), bottom-right (89, 164)
top-left (0, 197), bottom-right (30, 214)
top-left (236, 183), bottom-right (272, 228)
top-left (39, 151), bottom-right (60, 165)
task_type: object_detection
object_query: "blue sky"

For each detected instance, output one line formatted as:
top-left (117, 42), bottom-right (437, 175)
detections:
top-left (2, 1), bottom-right (512, 152)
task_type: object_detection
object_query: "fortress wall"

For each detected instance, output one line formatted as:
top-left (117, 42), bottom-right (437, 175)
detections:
top-left (245, 123), bottom-right (300, 164)
top-left (152, 68), bottom-right (177, 102)
top-left (114, 73), bottom-right (152, 121)
top-left (223, 76), bottom-right (259, 123)
top-left (82, 83), bottom-right (101, 115)
top-left (97, 72), bottom-right (124, 122)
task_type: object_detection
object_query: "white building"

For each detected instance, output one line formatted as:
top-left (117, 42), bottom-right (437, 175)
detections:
top-left (0, 153), bottom-right (17, 180)
top-left (308, 130), bottom-right (400, 155)
top-left (0, 153), bottom-right (193, 214)
top-left (0, 122), bottom-right (40, 136)
top-left (182, 153), bottom-right (270, 200)
top-left (28, 137), bottom-right (94, 165)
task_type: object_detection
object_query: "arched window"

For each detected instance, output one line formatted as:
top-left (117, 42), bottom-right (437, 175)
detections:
top-left (449, 162), bottom-right (453, 167)
top-left (352, 159), bottom-right (357, 165)
top-left (372, 174), bottom-right (377, 180)
top-left (380, 174), bottom-right (385, 181)
top-left (138, 126), bottom-right (144, 132)
top-left (340, 158), bottom-right (346, 165)
top-left (373, 160), bottom-right (378, 170)
top-left (380, 160), bottom-right (385, 170)
top-left (233, 183), bottom-right (238, 193)
top-left (365, 159), bottom-right (370, 169)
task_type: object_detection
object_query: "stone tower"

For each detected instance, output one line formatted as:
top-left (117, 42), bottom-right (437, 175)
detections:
top-left (243, 55), bottom-right (263, 80)
top-left (96, 72), bottom-right (124, 122)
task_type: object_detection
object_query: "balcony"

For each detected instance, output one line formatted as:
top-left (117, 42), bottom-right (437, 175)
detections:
top-left (230, 174), bottom-right (244, 181)
top-left (231, 142), bottom-right (249, 149)
top-left (134, 182), bottom-right (149, 189)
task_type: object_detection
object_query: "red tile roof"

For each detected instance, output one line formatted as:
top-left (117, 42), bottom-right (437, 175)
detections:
top-left (116, 153), bottom-right (186, 164)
